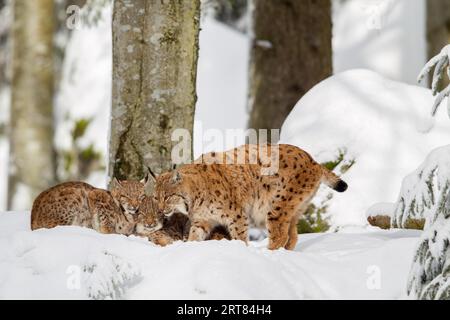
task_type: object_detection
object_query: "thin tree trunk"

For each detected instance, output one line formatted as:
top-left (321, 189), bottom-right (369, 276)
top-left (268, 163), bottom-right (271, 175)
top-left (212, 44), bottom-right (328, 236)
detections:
top-left (109, 0), bottom-right (200, 181)
top-left (248, 0), bottom-right (332, 141)
top-left (8, 0), bottom-right (56, 210)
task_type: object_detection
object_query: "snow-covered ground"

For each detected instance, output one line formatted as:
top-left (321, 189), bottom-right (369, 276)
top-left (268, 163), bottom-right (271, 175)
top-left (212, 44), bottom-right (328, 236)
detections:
top-left (0, 211), bottom-right (420, 299)
top-left (280, 69), bottom-right (450, 228)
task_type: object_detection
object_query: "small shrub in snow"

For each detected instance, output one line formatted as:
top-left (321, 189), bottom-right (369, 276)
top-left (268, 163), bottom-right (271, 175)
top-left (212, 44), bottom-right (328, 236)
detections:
top-left (83, 250), bottom-right (141, 300)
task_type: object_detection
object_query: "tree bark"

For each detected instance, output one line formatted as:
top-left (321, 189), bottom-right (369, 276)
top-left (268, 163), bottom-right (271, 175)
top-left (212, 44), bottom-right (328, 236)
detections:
top-left (247, 0), bottom-right (332, 141)
top-left (8, 0), bottom-right (56, 210)
top-left (110, 0), bottom-right (200, 181)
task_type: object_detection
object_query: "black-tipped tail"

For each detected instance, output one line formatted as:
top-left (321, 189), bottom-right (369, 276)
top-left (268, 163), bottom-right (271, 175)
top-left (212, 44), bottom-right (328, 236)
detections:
top-left (334, 180), bottom-right (348, 192)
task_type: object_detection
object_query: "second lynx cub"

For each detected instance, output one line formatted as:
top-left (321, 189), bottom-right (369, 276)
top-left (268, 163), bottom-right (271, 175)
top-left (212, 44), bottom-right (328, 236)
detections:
top-left (31, 176), bottom-right (162, 235)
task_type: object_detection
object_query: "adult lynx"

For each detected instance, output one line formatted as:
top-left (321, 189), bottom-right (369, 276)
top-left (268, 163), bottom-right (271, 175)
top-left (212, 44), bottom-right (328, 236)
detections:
top-left (150, 144), bottom-right (347, 250)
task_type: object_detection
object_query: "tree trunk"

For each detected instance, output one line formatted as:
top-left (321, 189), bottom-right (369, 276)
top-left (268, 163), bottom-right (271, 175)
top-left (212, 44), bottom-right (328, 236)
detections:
top-left (248, 0), bottom-right (332, 141)
top-left (110, 0), bottom-right (200, 181)
top-left (8, 0), bottom-right (56, 210)
top-left (426, 0), bottom-right (450, 89)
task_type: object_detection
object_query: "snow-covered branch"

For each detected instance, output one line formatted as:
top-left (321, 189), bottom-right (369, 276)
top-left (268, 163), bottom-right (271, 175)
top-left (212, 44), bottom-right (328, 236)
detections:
top-left (418, 45), bottom-right (450, 117)
top-left (407, 215), bottom-right (450, 299)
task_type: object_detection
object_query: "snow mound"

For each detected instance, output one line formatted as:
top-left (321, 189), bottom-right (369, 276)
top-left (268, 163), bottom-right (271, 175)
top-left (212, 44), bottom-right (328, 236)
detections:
top-left (392, 145), bottom-right (450, 229)
top-left (280, 69), bottom-right (450, 228)
top-left (0, 212), bottom-right (421, 299)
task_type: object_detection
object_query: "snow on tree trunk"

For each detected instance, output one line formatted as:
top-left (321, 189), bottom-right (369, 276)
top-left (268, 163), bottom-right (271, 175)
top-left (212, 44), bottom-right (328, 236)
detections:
top-left (109, 0), bottom-right (200, 181)
top-left (8, 0), bottom-right (56, 210)
top-left (247, 0), bottom-right (332, 141)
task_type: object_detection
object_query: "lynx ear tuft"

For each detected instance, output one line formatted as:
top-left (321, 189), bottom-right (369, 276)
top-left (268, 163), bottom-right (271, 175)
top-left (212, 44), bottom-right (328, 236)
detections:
top-left (171, 170), bottom-right (182, 184)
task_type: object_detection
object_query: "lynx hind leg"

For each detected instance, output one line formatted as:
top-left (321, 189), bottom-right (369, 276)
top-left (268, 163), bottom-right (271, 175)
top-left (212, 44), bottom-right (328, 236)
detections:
top-left (285, 198), bottom-right (313, 250)
top-left (266, 202), bottom-right (297, 250)
top-left (267, 218), bottom-right (290, 250)
top-left (285, 216), bottom-right (299, 250)
top-left (87, 189), bottom-right (117, 234)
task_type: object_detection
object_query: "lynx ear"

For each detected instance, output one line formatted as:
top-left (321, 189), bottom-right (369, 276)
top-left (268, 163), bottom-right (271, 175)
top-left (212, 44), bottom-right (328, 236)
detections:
top-left (142, 167), bottom-right (157, 194)
top-left (171, 170), bottom-right (182, 184)
top-left (141, 167), bottom-right (157, 185)
top-left (111, 177), bottom-right (122, 189)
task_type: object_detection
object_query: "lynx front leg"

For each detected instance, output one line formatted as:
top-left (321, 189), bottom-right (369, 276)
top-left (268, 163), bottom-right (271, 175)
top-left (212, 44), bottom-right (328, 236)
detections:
top-left (98, 219), bottom-right (116, 234)
top-left (226, 214), bottom-right (249, 244)
top-left (188, 220), bottom-right (213, 242)
top-left (92, 211), bottom-right (115, 234)
top-left (148, 230), bottom-right (175, 247)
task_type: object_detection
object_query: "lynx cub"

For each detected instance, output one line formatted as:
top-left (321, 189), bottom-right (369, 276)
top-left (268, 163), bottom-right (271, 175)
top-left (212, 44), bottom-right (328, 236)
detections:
top-left (150, 144), bottom-right (347, 250)
top-left (31, 176), bottom-right (162, 235)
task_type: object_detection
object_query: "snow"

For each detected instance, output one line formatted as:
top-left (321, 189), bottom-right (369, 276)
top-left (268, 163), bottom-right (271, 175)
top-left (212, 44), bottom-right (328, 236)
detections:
top-left (280, 69), bottom-right (450, 228)
top-left (333, 0), bottom-right (426, 85)
top-left (366, 202), bottom-right (395, 219)
top-left (0, 211), bottom-right (421, 299)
